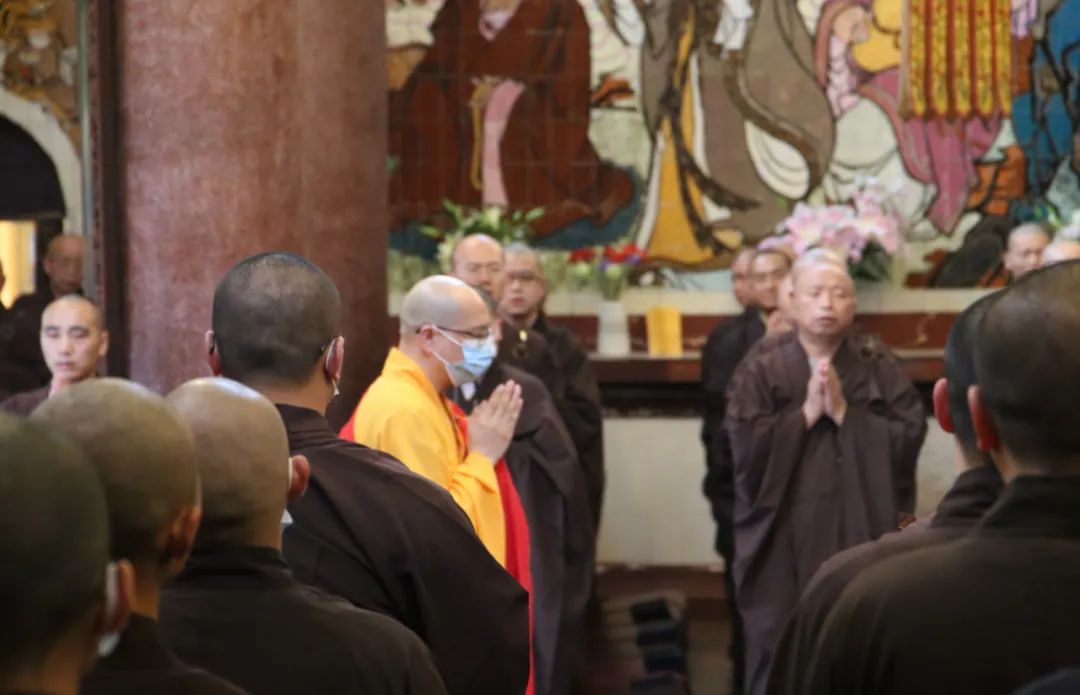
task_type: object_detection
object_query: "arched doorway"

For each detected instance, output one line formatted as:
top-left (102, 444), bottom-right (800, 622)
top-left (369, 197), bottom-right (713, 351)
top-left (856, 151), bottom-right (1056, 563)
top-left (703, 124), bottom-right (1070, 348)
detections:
top-left (0, 115), bottom-right (68, 306)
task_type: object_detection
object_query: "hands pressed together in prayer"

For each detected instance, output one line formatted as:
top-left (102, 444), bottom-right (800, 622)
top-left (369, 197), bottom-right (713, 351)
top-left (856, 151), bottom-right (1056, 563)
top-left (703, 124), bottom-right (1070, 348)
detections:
top-left (468, 380), bottom-right (524, 463)
top-left (803, 360), bottom-right (847, 428)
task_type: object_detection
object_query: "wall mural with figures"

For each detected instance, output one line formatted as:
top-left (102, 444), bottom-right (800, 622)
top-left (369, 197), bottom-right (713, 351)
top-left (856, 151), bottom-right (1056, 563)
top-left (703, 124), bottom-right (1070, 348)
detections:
top-left (385, 0), bottom-right (1080, 292)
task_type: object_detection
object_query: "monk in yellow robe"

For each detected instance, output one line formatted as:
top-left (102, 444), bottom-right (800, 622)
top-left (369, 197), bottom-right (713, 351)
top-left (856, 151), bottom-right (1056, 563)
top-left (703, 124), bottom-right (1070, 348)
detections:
top-left (342, 275), bottom-right (523, 565)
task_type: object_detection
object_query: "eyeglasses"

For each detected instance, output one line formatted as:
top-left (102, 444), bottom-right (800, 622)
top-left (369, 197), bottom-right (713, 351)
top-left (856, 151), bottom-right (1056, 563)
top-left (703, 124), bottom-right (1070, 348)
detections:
top-left (422, 325), bottom-right (493, 341)
top-left (507, 271), bottom-right (541, 285)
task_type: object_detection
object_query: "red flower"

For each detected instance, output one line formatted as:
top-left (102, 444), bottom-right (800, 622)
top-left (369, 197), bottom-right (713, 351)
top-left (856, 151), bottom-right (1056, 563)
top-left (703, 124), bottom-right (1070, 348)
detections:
top-left (603, 243), bottom-right (647, 265)
top-left (569, 247), bottom-right (596, 263)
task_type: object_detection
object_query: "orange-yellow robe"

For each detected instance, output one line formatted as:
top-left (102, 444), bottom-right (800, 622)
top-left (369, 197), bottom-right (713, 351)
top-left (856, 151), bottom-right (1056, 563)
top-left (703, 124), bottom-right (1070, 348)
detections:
top-left (341, 347), bottom-right (506, 566)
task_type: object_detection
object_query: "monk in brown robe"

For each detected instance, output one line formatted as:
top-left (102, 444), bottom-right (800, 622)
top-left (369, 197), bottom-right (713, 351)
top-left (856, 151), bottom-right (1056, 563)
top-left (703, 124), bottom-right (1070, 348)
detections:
top-left (452, 289), bottom-right (594, 695)
top-left (766, 291), bottom-right (1003, 695)
top-left (501, 243), bottom-right (605, 530)
top-left (701, 247), bottom-right (792, 694)
top-left (390, 0), bottom-right (633, 238)
top-left (725, 248), bottom-right (926, 695)
top-left (806, 261), bottom-right (1080, 695)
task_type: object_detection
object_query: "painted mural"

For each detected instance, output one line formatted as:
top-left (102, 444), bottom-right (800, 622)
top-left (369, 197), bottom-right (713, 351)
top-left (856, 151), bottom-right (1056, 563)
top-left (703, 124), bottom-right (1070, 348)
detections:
top-left (386, 0), bottom-right (1080, 288)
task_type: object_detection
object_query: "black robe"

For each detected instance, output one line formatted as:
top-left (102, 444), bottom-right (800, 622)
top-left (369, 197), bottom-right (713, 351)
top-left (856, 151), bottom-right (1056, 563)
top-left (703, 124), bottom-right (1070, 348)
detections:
top-left (0, 385), bottom-right (47, 415)
top-left (766, 463), bottom-right (1003, 695)
top-left (277, 405), bottom-right (530, 695)
top-left (530, 314), bottom-right (605, 530)
top-left (1, 287), bottom-right (58, 392)
top-left (808, 477), bottom-right (1080, 695)
top-left (701, 307), bottom-right (765, 559)
top-left (160, 545), bottom-right (447, 695)
top-left (452, 361), bottom-right (595, 695)
top-left (81, 614), bottom-right (247, 695)
top-left (725, 331), bottom-right (926, 695)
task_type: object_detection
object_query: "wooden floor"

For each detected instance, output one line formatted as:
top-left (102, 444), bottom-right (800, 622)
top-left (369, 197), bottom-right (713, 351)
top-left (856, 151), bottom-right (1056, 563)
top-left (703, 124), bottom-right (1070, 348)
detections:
top-left (581, 565), bottom-right (733, 695)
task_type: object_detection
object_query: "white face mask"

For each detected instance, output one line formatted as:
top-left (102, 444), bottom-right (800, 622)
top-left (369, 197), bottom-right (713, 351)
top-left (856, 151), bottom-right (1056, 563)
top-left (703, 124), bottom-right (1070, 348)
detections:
top-left (97, 562), bottom-right (121, 657)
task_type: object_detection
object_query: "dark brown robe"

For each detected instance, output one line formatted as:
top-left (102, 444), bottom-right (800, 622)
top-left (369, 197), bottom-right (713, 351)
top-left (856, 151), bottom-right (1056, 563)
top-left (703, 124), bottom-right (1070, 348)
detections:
top-left (0, 385), bottom-right (48, 415)
top-left (277, 405), bottom-right (530, 695)
top-left (766, 463), bottom-right (1002, 695)
top-left (81, 614), bottom-right (248, 695)
top-left (725, 331), bottom-right (926, 695)
top-left (453, 361), bottom-right (595, 695)
top-left (160, 546), bottom-right (447, 695)
top-left (807, 477), bottom-right (1080, 695)
top-left (1, 288), bottom-right (56, 392)
top-left (532, 313), bottom-right (605, 529)
top-left (701, 307), bottom-right (765, 694)
top-left (389, 0), bottom-right (633, 237)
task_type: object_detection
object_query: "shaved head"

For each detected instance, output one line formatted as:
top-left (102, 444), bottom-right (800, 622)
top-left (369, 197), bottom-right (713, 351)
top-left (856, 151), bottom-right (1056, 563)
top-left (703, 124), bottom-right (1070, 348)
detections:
top-left (33, 378), bottom-right (199, 563)
top-left (1004, 223), bottom-right (1051, 279)
top-left (732, 247), bottom-right (756, 307)
top-left (502, 243), bottom-right (547, 325)
top-left (451, 234), bottom-right (507, 299)
top-left (43, 295), bottom-right (104, 331)
top-left (41, 296), bottom-right (108, 384)
top-left (43, 234), bottom-right (84, 296)
top-left (792, 248), bottom-right (856, 341)
top-left (400, 275), bottom-right (490, 332)
top-left (0, 414), bottom-right (108, 677)
top-left (212, 252), bottom-right (341, 385)
top-left (975, 260), bottom-right (1080, 472)
top-left (505, 242), bottom-right (542, 272)
top-left (168, 378), bottom-right (291, 546)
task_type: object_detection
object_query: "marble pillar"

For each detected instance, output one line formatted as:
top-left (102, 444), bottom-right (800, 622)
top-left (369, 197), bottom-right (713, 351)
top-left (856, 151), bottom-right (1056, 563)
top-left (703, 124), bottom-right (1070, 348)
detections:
top-left (117, 0), bottom-right (387, 424)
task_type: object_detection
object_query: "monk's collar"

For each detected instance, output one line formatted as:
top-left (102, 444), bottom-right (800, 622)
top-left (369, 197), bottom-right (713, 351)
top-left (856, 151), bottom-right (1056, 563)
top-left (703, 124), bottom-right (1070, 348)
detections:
top-left (384, 347), bottom-right (443, 403)
top-left (976, 475), bottom-right (1080, 539)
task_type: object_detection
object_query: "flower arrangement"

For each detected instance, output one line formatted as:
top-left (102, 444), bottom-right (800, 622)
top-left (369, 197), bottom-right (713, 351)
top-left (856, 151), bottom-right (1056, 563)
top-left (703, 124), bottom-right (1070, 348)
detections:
top-left (566, 242), bottom-right (647, 300)
top-left (768, 178), bottom-right (903, 282)
top-left (420, 200), bottom-right (543, 272)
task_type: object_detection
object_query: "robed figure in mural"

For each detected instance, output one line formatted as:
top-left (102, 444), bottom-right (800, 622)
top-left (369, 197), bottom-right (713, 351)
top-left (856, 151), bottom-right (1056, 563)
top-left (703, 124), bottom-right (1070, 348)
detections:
top-left (389, 0), bottom-right (635, 239)
top-left (633, 0), bottom-right (836, 269)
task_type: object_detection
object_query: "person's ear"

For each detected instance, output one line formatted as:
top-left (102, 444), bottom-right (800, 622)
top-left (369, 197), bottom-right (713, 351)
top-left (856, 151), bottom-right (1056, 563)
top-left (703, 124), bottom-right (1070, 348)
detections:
top-left (205, 331), bottom-right (223, 376)
top-left (968, 385), bottom-right (1001, 453)
top-left (110, 560), bottom-right (134, 635)
top-left (492, 319), bottom-right (504, 343)
top-left (287, 455), bottom-right (311, 502)
top-left (325, 336), bottom-right (345, 384)
top-left (98, 330), bottom-right (110, 360)
top-left (162, 506), bottom-right (201, 578)
top-left (85, 559), bottom-right (132, 669)
top-left (932, 378), bottom-right (954, 433)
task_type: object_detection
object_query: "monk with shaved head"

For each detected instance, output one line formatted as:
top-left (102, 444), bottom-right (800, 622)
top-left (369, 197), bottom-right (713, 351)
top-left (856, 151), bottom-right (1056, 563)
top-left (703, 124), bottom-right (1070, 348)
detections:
top-left (160, 378), bottom-right (445, 695)
top-left (1003, 222), bottom-right (1051, 280)
top-left (1, 295), bottom-right (107, 415)
top-left (808, 260), bottom-right (1080, 694)
top-left (343, 274), bottom-right (523, 564)
top-left (0, 414), bottom-right (125, 695)
top-left (451, 234), bottom-right (507, 299)
top-left (33, 378), bottom-right (246, 695)
top-left (4, 233), bottom-right (86, 392)
top-left (701, 244), bottom-right (794, 693)
top-left (209, 252), bottom-right (529, 695)
top-left (726, 247), bottom-right (926, 694)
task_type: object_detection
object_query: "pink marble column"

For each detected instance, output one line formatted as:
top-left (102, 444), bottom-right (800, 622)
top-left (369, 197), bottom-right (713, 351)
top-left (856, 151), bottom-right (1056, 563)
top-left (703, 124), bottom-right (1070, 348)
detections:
top-left (117, 0), bottom-right (387, 423)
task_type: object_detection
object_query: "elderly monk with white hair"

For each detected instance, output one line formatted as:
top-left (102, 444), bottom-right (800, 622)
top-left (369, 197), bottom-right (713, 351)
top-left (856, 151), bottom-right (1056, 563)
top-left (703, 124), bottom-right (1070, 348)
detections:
top-left (342, 275), bottom-right (523, 566)
top-left (725, 248), bottom-right (927, 695)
